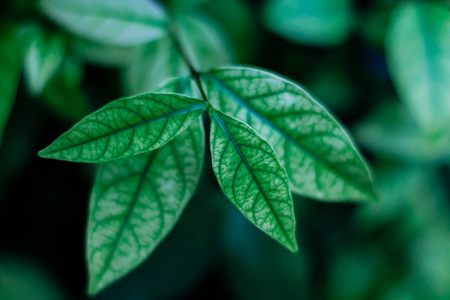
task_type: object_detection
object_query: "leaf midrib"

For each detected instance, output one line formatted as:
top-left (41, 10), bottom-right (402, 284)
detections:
top-left (40, 104), bottom-right (205, 155)
top-left (96, 150), bottom-right (157, 287)
top-left (213, 112), bottom-right (295, 250)
top-left (204, 73), bottom-right (371, 197)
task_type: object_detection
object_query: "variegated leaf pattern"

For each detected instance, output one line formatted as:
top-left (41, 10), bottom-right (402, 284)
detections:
top-left (38, 93), bottom-right (207, 163)
top-left (210, 110), bottom-right (297, 251)
top-left (203, 67), bottom-right (376, 202)
top-left (87, 118), bottom-right (204, 295)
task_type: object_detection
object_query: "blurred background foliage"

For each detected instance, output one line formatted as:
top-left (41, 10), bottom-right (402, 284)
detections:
top-left (1, 0), bottom-right (449, 299)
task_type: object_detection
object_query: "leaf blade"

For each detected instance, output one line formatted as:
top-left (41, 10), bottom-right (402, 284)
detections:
top-left (23, 31), bottom-right (66, 96)
top-left (210, 110), bottom-right (297, 251)
top-left (87, 117), bottom-right (205, 295)
top-left (40, 0), bottom-right (168, 47)
top-left (386, 2), bottom-right (450, 134)
top-left (38, 93), bottom-right (207, 163)
top-left (203, 66), bottom-right (376, 202)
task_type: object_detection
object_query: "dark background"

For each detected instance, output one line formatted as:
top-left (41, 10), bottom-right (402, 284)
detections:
top-left (1, 0), bottom-right (449, 299)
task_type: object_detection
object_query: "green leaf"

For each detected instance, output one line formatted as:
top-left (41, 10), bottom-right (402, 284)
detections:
top-left (70, 38), bottom-right (139, 67)
top-left (87, 116), bottom-right (204, 295)
top-left (40, 0), bottom-right (168, 47)
top-left (210, 110), bottom-right (297, 252)
top-left (24, 31), bottom-right (66, 96)
top-left (176, 13), bottom-right (231, 71)
top-left (263, 0), bottom-right (353, 46)
top-left (42, 59), bottom-right (92, 122)
top-left (0, 27), bottom-right (22, 146)
top-left (386, 2), bottom-right (450, 134)
top-left (124, 36), bottom-right (188, 95)
top-left (354, 100), bottom-right (450, 165)
top-left (202, 67), bottom-right (376, 202)
top-left (124, 13), bottom-right (230, 95)
top-left (38, 93), bottom-right (207, 163)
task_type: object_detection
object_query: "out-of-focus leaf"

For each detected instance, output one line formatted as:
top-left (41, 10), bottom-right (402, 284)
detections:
top-left (210, 110), bottom-right (297, 252)
top-left (168, 0), bottom-right (210, 10)
top-left (263, 0), bottom-right (354, 46)
top-left (176, 13), bottom-right (231, 71)
top-left (23, 31), bottom-right (66, 96)
top-left (38, 93), bottom-right (207, 163)
top-left (354, 101), bottom-right (450, 164)
top-left (0, 255), bottom-right (69, 300)
top-left (0, 27), bottom-right (21, 145)
top-left (42, 59), bottom-right (92, 122)
top-left (124, 37), bottom-right (188, 95)
top-left (359, 6), bottom-right (392, 51)
top-left (124, 13), bottom-right (230, 95)
top-left (355, 165), bottom-right (449, 236)
top-left (203, 0), bottom-right (258, 62)
top-left (87, 116), bottom-right (204, 295)
top-left (203, 67), bottom-right (376, 202)
top-left (40, 0), bottom-right (168, 47)
top-left (69, 38), bottom-right (139, 67)
top-left (386, 2), bottom-right (450, 134)
top-left (327, 246), bottom-right (386, 300)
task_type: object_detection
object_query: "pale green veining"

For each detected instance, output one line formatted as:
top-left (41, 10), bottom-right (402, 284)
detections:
top-left (87, 118), bottom-right (204, 295)
top-left (203, 66), bottom-right (376, 202)
top-left (38, 93), bottom-right (207, 163)
top-left (210, 110), bottom-right (297, 251)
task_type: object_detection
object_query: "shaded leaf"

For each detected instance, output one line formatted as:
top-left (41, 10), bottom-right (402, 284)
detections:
top-left (386, 2), bottom-right (450, 134)
top-left (124, 13), bottom-right (230, 95)
top-left (38, 93), bottom-right (207, 162)
top-left (263, 0), bottom-right (353, 46)
top-left (0, 27), bottom-right (22, 145)
top-left (175, 13), bottom-right (231, 71)
top-left (42, 59), bottom-right (92, 122)
top-left (23, 31), bottom-right (66, 96)
top-left (124, 36), bottom-right (188, 95)
top-left (0, 255), bottom-right (69, 300)
top-left (41, 0), bottom-right (168, 47)
top-left (203, 67), bottom-right (376, 202)
top-left (210, 110), bottom-right (297, 251)
top-left (70, 38), bottom-right (139, 67)
top-left (354, 101), bottom-right (450, 165)
top-left (87, 117), bottom-right (204, 294)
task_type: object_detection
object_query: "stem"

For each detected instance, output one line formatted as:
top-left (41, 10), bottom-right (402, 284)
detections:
top-left (169, 21), bottom-right (210, 104)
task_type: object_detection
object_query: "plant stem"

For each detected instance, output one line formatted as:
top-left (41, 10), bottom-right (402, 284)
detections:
top-left (169, 21), bottom-right (210, 104)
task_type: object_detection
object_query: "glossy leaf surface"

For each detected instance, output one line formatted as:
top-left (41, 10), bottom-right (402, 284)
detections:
top-left (210, 110), bottom-right (297, 251)
top-left (203, 67), bottom-right (376, 202)
top-left (87, 117), bottom-right (204, 295)
top-left (386, 2), bottom-right (450, 134)
top-left (38, 93), bottom-right (207, 162)
top-left (263, 0), bottom-right (353, 46)
top-left (40, 0), bottom-right (168, 47)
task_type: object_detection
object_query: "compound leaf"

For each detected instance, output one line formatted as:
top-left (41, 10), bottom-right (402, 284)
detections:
top-left (386, 2), bottom-right (450, 134)
top-left (210, 110), bottom-right (297, 251)
top-left (0, 27), bottom-right (22, 146)
top-left (203, 67), bottom-right (376, 202)
top-left (24, 31), bottom-right (66, 96)
top-left (40, 0), bottom-right (168, 47)
top-left (87, 117), bottom-right (204, 295)
top-left (38, 93), bottom-right (207, 163)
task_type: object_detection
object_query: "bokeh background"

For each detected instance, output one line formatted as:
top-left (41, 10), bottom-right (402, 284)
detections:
top-left (1, 0), bottom-right (450, 299)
